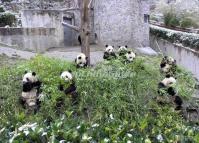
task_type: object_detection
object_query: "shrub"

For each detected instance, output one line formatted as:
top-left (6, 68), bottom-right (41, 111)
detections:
top-left (0, 13), bottom-right (16, 27)
top-left (150, 25), bottom-right (199, 50)
top-left (164, 12), bottom-right (180, 27)
top-left (180, 17), bottom-right (199, 28)
top-left (0, 56), bottom-right (197, 142)
top-left (0, 7), bottom-right (5, 13)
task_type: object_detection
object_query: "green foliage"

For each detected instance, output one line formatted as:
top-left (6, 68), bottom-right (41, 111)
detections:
top-left (0, 56), bottom-right (197, 142)
top-left (0, 7), bottom-right (5, 13)
top-left (0, 13), bottom-right (16, 27)
top-left (164, 12), bottom-right (180, 27)
top-left (150, 25), bottom-right (199, 50)
top-left (180, 17), bottom-right (199, 28)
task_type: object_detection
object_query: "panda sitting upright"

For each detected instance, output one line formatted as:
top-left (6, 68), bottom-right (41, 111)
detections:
top-left (160, 56), bottom-right (177, 76)
top-left (58, 70), bottom-right (78, 106)
top-left (157, 75), bottom-right (183, 110)
top-left (118, 45), bottom-right (128, 56)
top-left (103, 45), bottom-right (117, 60)
top-left (75, 53), bottom-right (88, 68)
top-left (20, 71), bottom-right (42, 113)
top-left (158, 74), bottom-right (177, 95)
top-left (125, 51), bottom-right (136, 63)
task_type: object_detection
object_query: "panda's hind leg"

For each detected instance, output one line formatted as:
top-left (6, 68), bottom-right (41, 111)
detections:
top-left (19, 96), bottom-right (26, 109)
top-left (71, 92), bottom-right (79, 106)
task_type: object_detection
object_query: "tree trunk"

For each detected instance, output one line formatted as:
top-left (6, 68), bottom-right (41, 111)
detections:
top-left (80, 0), bottom-right (90, 65)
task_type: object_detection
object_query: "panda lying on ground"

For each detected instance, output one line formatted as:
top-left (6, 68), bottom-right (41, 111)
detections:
top-left (160, 56), bottom-right (177, 76)
top-left (58, 70), bottom-right (78, 108)
top-left (20, 71), bottom-right (42, 113)
top-left (103, 45), bottom-right (117, 60)
top-left (75, 53), bottom-right (88, 68)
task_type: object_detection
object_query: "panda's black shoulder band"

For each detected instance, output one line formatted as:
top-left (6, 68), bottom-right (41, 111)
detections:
top-left (158, 82), bottom-right (165, 88)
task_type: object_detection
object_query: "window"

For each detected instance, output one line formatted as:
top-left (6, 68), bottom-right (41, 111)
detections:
top-left (144, 14), bottom-right (150, 23)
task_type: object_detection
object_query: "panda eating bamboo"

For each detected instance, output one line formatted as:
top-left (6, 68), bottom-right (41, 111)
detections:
top-left (20, 71), bottom-right (42, 113)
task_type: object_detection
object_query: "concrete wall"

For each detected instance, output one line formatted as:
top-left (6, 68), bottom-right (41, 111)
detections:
top-left (150, 35), bottom-right (199, 80)
top-left (21, 10), bottom-right (65, 47)
top-left (0, 28), bottom-right (58, 52)
top-left (94, 0), bottom-right (150, 47)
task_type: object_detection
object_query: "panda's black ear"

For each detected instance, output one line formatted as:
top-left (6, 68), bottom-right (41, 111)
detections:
top-left (32, 72), bottom-right (36, 76)
top-left (166, 74), bottom-right (171, 78)
top-left (68, 70), bottom-right (72, 73)
top-left (112, 45), bottom-right (114, 48)
top-left (24, 71), bottom-right (28, 74)
top-left (125, 45), bottom-right (128, 48)
top-left (118, 46), bottom-right (120, 48)
top-left (105, 45), bottom-right (108, 47)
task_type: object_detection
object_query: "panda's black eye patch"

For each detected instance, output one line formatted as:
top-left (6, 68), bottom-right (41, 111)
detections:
top-left (78, 56), bottom-right (82, 59)
top-left (128, 51), bottom-right (131, 54)
top-left (26, 78), bottom-right (30, 81)
top-left (79, 62), bottom-right (82, 64)
top-left (65, 76), bottom-right (68, 78)
top-left (160, 63), bottom-right (166, 68)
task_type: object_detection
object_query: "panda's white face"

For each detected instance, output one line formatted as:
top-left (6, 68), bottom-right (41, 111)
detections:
top-left (105, 45), bottom-right (114, 53)
top-left (60, 71), bottom-right (73, 82)
top-left (125, 51), bottom-right (136, 62)
top-left (161, 76), bottom-right (176, 87)
top-left (118, 46), bottom-right (127, 52)
top-left (76, 53), bottom-right (87, 67)
top-left (167, 56), bottom-right (175, 64)
top-left (22, 72), bottom-right (38, 83)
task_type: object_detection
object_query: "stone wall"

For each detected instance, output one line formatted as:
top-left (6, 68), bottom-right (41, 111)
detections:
top-left (0, 28), bottom-right (58, 52)
top-left (150, 35), bottom-right (199, 80)
top-left (94, 0), bottom-right (150, 48)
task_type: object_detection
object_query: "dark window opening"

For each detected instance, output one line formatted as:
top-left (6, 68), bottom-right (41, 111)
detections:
top-left (144, 14), bottom-right (150, 23)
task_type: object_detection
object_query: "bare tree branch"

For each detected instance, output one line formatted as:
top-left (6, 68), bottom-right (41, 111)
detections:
top-left (62, 22), bottom-right (80, 32)
top-left (88, 0), bottom-right (93, 8)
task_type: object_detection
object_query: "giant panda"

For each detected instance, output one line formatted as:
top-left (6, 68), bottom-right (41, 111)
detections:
top-left (58, 70), bottom-right (78, 107)
top-left (20, 71), bottom-right (42, 113)
top-left (125, 51), bottom-right (136, 63)
top-left (157, 75), bottom-right (184, 111)
top-left (75, 53), bottom-right (88, 68)
top-left (118, 45), bottom-right (128, 56)
top-left (160, 56), bottom-right (177, 76)
top-left (158, 74), bottom-right (176, 95)
top-left (156, 75), bottom-right (177, 104)
top-left (167, 87), bottom-right (183, 110)
top-left (103, 45), bottom-right (117, 60)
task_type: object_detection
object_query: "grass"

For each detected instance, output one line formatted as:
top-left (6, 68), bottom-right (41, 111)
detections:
top-left (0, 55), bottom-right (198, 142)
